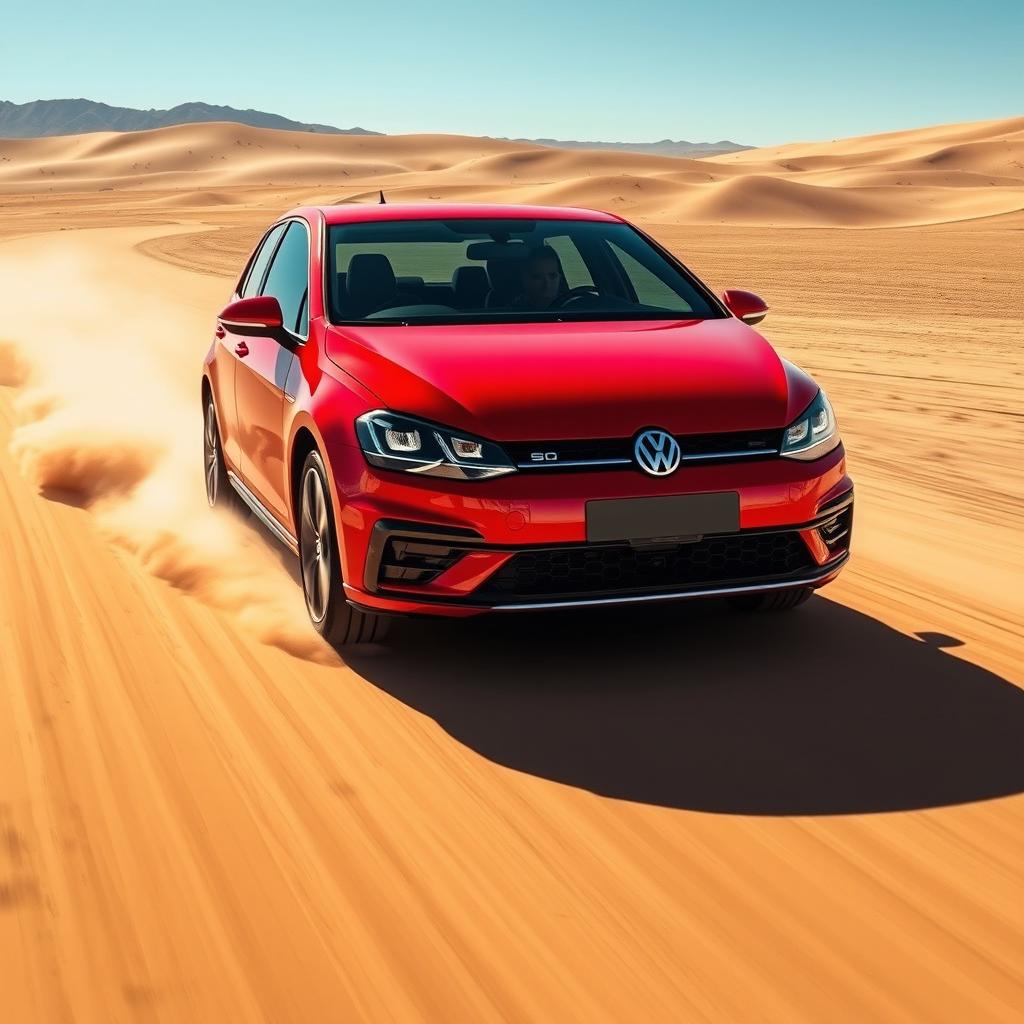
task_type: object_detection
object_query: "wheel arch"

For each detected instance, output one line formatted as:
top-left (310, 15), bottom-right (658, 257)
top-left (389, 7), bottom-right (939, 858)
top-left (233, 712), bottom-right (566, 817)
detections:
top-left (287, 416), bottom-right (357, 588)
top-left (289, 425), bottom-right (320, 530)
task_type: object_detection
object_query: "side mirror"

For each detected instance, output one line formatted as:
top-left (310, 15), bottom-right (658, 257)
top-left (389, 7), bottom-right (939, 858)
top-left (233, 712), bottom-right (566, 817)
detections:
top-left (219, 295), bottom-right (285, 336)
top-left (722, 289), bottom-right (768, 326)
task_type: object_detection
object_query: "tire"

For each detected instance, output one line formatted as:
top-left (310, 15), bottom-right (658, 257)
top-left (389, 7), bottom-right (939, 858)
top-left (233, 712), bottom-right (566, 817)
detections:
top-left (203, 397), bottom-right (244, 512)
top-left (727, 587), bottom-right (813, 613)
top-left (297, 450), bottom-right (390, 647)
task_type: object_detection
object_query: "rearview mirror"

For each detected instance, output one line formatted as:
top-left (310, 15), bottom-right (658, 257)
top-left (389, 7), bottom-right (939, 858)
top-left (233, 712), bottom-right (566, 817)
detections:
top-left (219, 295), bottom-right (285, 336)
top-left (465, 240), bottom-right (527, 261)
top-left (722, 289), bottom-right (768, 326)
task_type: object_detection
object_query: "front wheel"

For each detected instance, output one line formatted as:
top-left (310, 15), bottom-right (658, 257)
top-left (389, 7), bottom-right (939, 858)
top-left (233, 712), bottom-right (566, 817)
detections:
top-left (298, 450), bottom-right (390, 647)
top-left (727, 587), bottom-right (813, 613)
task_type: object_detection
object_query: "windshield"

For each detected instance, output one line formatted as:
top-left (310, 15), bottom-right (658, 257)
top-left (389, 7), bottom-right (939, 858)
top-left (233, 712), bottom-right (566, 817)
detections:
top-left (325, 218), bottom-right (724, 325)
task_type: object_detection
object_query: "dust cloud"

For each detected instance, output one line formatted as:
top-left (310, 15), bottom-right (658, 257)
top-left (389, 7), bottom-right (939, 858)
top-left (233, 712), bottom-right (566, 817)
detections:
top-left (0, 241), bottom-right (336, 664)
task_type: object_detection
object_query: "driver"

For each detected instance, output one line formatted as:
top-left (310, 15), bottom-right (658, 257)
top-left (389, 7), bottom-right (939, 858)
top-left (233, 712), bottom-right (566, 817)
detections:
top-left (515, 245), bottom-right (565, 309)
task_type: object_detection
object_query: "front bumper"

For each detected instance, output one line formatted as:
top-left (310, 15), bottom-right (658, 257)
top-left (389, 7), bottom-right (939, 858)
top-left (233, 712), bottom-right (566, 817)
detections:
top-left (330, 442), bottom-right (853, 617)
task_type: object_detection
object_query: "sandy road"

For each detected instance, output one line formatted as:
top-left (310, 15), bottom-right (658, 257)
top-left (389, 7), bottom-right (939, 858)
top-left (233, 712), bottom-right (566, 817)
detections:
top-left (1, 214), bottom-right (1023, 1023)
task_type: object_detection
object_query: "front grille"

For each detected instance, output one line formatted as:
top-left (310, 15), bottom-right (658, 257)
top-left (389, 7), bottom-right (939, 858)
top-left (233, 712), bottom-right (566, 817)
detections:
top-left (505, 428), bottom-right (782, 471)
top-left (379, 538), bottom-right (464, 584)
top-left (503, 437), bottom-right (630, 468)
top-left (678, 430), bottom-right (781, 460)
top-left (476, 531), bottom-right (813, 601)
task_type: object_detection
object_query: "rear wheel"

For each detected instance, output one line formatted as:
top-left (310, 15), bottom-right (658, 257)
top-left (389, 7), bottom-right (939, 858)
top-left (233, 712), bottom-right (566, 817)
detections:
top-left (728, 587), bottom-right (813, 613)
top-left (204, 397), bottom-right (243, 511)
top-left (298, 450), bottom-right (390, 647)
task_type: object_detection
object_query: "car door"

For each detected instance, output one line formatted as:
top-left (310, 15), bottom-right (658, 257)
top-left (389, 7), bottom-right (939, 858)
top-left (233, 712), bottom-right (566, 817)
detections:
top-left (234, 218), bottom-right (309, 521)
top-left (216, 222), bottom-right (286, 469)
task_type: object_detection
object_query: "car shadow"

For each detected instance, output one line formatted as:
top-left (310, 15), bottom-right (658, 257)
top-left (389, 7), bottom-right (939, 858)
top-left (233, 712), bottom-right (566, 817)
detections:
top-left (345, 596), bottom-right (1024, 815)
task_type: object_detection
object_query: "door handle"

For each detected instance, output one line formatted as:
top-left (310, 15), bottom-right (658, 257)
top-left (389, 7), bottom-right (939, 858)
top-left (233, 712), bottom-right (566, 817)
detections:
top-left (234, 341), bottom-right (249, 358)
top-left (215, 324), bottom-right (226, 339)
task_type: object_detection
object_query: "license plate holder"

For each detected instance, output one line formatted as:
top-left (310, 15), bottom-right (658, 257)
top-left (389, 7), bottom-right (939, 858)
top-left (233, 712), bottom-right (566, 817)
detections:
top-left (585, 492), bottom-right (740, 543)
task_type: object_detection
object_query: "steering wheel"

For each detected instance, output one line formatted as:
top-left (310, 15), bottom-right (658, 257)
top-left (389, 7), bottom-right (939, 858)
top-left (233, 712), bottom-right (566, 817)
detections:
top-left (550, 285), bottom-right (601, 309)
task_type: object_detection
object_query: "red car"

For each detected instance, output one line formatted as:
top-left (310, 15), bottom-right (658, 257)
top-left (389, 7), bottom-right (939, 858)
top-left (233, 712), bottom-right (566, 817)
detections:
top-left (202, 203), bottom-right (852, 646)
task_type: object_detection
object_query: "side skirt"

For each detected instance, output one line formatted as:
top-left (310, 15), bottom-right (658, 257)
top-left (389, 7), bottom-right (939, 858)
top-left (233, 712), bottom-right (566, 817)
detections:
top-left (226, 471), bottom-right (299, 555)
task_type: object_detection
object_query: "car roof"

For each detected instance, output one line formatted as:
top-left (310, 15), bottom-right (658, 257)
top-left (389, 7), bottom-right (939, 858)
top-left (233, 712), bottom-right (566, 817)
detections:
top-left (283, 202), bottom-right (625, 226)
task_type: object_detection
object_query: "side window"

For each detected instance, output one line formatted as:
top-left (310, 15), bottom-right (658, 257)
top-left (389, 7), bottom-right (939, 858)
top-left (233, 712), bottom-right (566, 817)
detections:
top-left (260, 221), bottom-right (310, 336)
top-left (608, 241), bottom-right (691, 311)
top-left (544, 235), bottom-right (594, 289)
top-left (240, 223), bottom-right (286, 298)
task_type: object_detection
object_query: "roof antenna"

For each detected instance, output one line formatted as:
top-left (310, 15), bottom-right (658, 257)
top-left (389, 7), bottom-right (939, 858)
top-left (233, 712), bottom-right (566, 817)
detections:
top-left (378, 190), bottom-right (386, 204)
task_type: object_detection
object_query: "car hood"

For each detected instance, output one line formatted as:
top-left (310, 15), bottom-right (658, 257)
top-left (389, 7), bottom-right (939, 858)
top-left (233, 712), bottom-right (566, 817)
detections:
top-left (325, 318), bottom-right (817, 441)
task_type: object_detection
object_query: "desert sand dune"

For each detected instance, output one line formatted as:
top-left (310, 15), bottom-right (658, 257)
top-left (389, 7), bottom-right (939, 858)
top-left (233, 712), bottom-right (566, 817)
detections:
top-left (2, 115), bottom-right (1022, 225)
top-left (1, 116), bottom-right (1024, 1021)
top-left (675, 174), bottom-right (886, 226)
top-left (156, 189), bottom-right (244, 207)
top-left (715, 114), bottom-right (1024, 167)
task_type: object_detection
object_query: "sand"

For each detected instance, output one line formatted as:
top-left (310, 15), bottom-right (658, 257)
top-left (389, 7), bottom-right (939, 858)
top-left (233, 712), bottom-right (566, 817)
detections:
top-left (1, 116), bottom-right (1023, 1022)
top-left (1, 114), bottom-right (1022, 226)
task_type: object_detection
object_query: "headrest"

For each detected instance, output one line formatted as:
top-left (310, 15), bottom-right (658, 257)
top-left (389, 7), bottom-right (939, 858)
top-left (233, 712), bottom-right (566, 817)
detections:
top-left (486, 257), bottom-right (522, 292)
top-left (347, 253), bottom-right (396, 297)
top-left (451, 265), bottom-right (489, 302)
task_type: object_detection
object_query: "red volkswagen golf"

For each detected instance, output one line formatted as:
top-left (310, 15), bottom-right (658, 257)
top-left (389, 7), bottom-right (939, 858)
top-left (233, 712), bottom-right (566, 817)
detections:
top-left (203, 204), bottom-right (852, 646)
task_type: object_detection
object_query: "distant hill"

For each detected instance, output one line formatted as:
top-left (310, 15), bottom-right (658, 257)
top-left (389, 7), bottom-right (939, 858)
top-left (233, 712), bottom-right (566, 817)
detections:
top-left (1, 99), bottom-right (749, 157)
top-left (503, 137), bottom-right (751, 157)
top-left (0, 98), bottom-right (380, 138)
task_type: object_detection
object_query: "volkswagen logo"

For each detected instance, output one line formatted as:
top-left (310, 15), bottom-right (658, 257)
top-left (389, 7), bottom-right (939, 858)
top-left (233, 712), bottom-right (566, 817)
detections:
top-left (634, 429), bottom-right (681, 476)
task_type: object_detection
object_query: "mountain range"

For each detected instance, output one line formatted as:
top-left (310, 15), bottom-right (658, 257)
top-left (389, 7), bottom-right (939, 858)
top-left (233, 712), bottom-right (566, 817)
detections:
top-left (0, 98), bottom-right (749, 156)
top-left (502, 137), bottom-right (749, 156)
top-left (0, 99), bottom-right (379, 138)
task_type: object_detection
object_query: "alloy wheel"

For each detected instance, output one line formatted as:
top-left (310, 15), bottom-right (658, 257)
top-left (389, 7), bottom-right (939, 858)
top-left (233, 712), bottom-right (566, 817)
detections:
top-left (204, 403), bottom-right (219, 506)
top-left (300, 467), bottom-right (332, 623)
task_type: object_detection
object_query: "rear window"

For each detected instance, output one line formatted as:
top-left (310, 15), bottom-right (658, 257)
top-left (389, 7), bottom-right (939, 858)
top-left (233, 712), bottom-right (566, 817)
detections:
top-left (326, 218), bottom-right (723, 325)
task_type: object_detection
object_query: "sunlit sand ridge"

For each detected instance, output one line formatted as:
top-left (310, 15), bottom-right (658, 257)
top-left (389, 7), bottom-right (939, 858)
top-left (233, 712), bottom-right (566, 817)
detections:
top-left (1, 113), bottom-right (1021, 225)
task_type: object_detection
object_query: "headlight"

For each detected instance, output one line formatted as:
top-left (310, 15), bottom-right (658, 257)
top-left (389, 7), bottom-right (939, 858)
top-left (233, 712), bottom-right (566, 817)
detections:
top-left (780, 390), bottom-right (840, 461)
top-left (355, 411), bottom-right (517, 480)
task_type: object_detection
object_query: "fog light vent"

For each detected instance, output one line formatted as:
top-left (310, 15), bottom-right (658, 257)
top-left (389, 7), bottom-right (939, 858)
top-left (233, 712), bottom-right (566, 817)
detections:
top-left (817, 506), bottom-right (852, 553)
top-left (379, 539), bottom-right (464, 585)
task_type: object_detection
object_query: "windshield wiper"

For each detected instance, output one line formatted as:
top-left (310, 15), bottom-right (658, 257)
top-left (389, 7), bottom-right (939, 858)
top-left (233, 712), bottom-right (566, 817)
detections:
top-left (334, 311), bottom-right (715, 327)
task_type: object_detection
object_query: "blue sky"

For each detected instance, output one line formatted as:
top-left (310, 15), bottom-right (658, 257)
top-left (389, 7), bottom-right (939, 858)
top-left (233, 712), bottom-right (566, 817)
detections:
top-left (3, 0), bottom-right (1021, 146)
